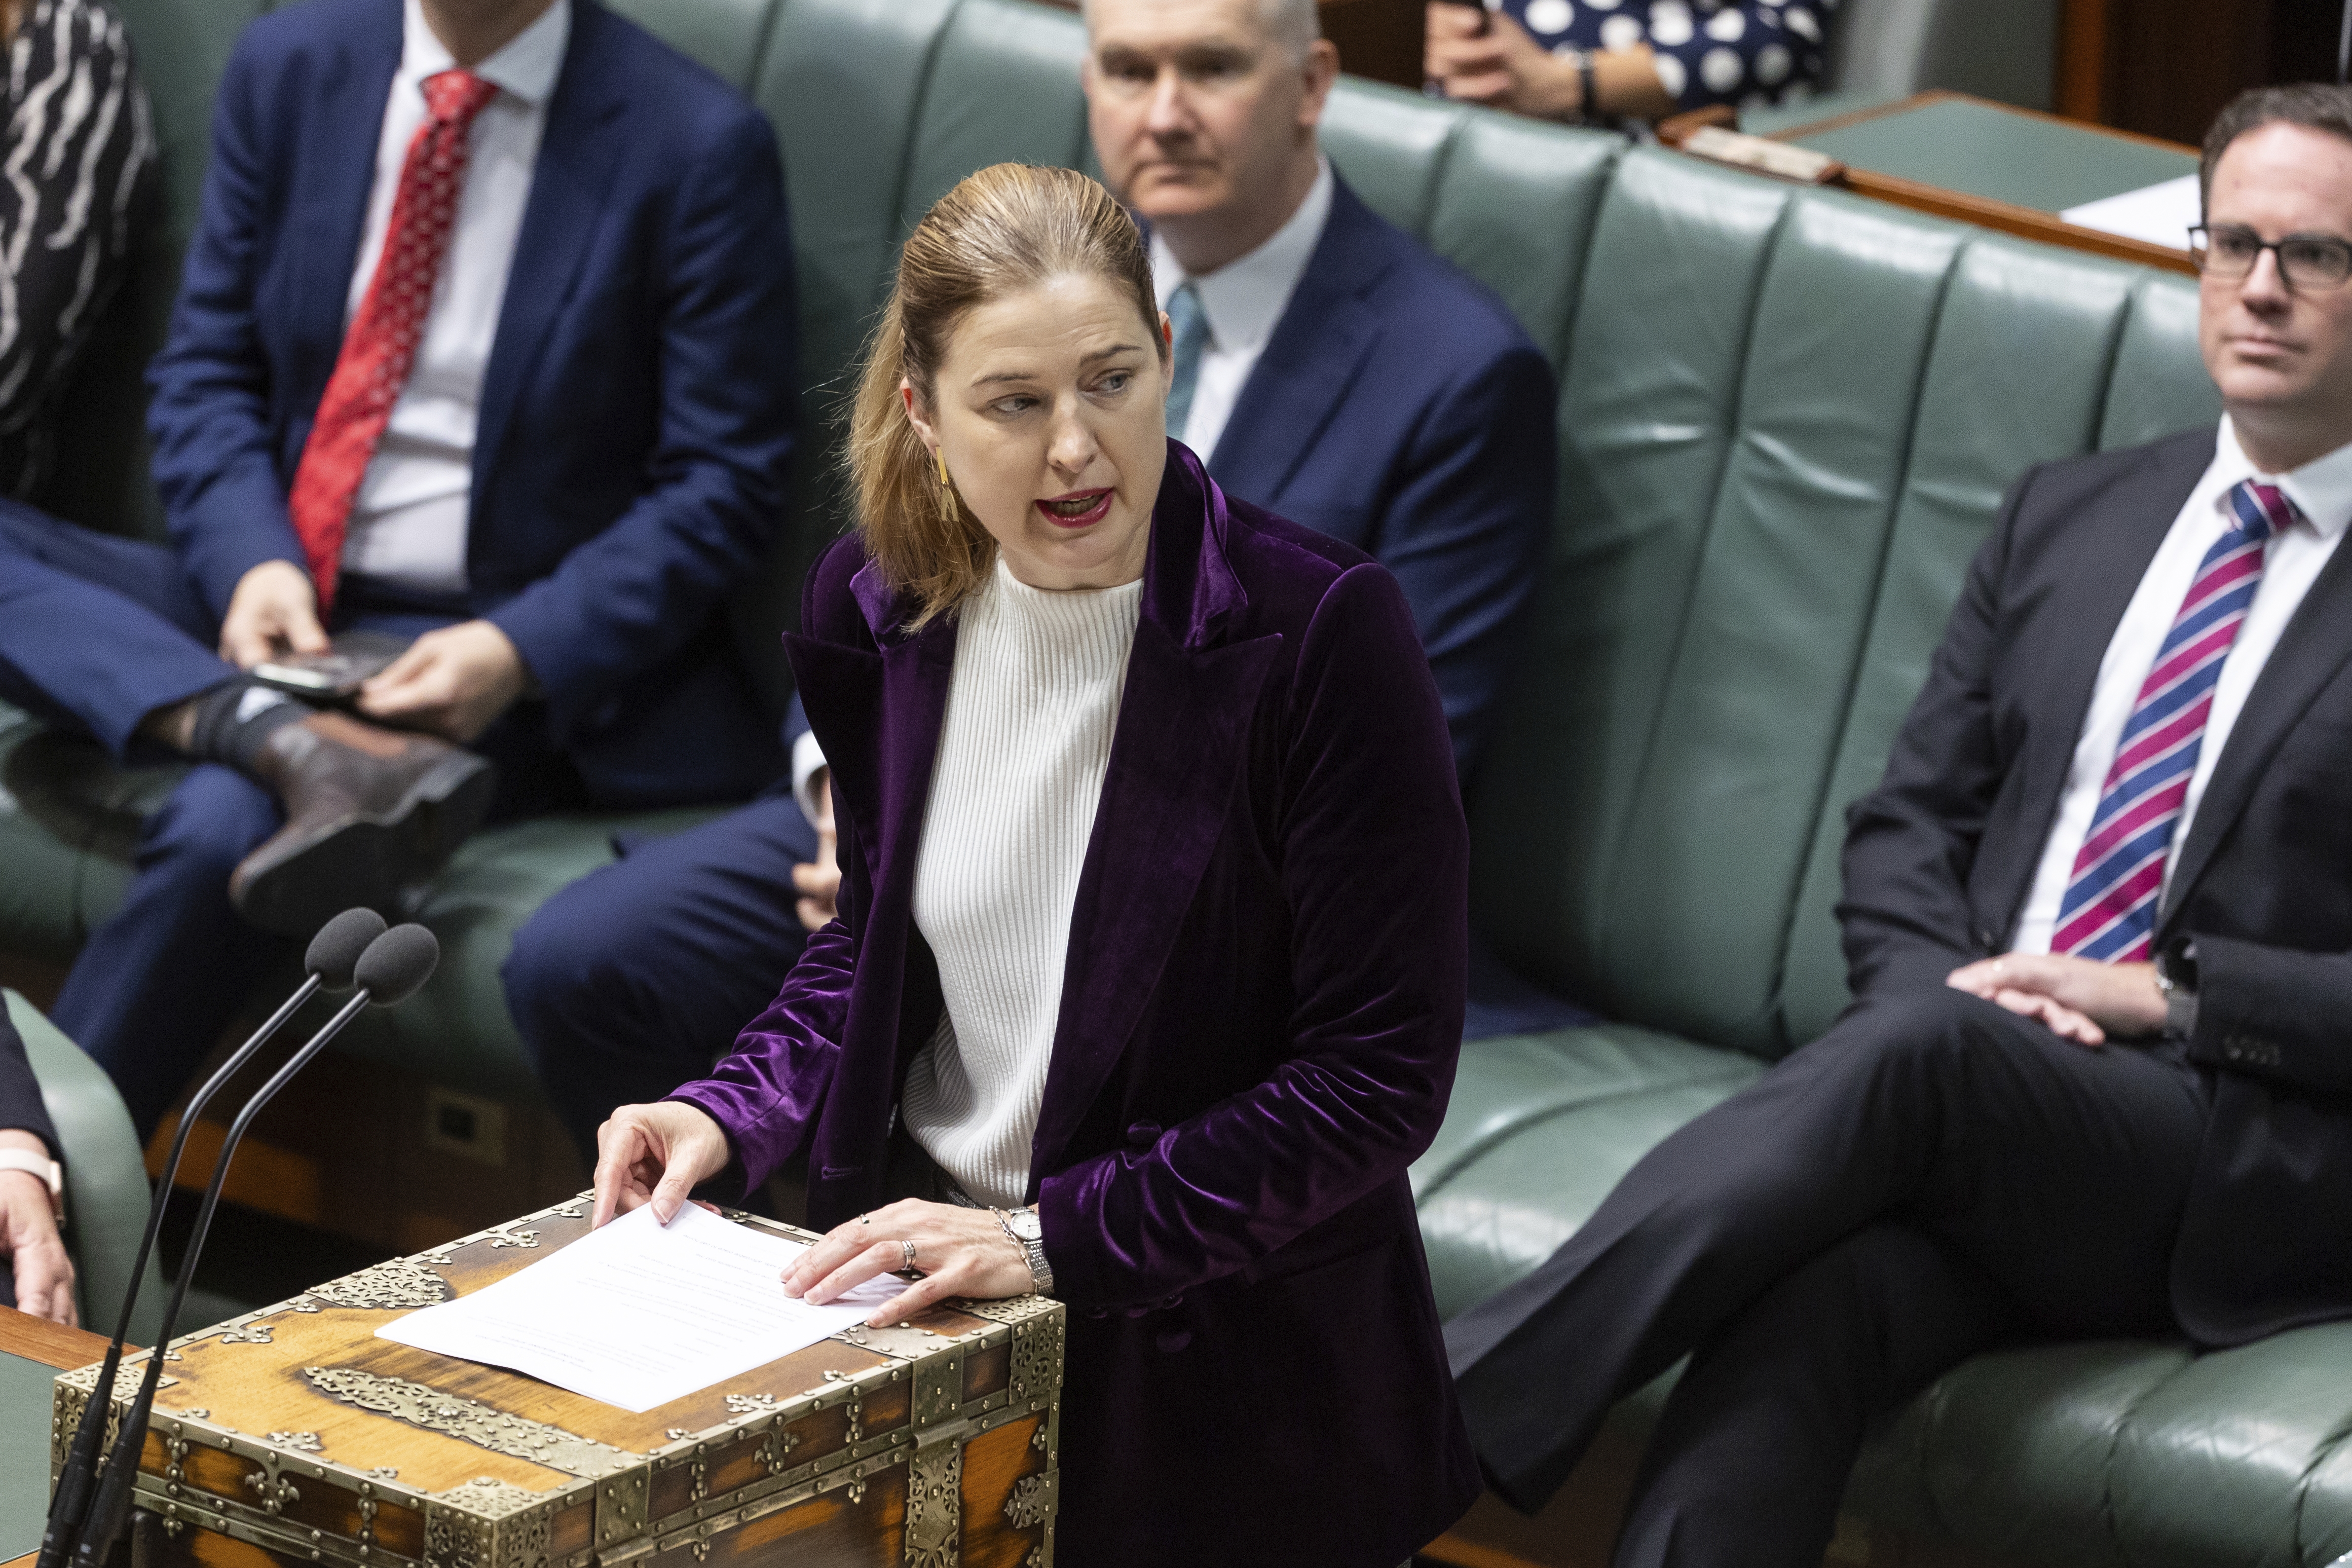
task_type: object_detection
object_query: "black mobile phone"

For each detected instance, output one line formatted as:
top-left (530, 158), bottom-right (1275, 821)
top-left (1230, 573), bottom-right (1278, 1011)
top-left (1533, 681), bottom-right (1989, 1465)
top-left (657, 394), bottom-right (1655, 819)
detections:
top-left (250, 630), bottom-right (414, 702)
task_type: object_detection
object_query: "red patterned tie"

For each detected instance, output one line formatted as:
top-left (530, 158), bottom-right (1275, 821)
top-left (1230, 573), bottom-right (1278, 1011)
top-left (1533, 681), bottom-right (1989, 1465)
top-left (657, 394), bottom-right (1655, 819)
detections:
top-left (285, 69), bottom-right (501, 612)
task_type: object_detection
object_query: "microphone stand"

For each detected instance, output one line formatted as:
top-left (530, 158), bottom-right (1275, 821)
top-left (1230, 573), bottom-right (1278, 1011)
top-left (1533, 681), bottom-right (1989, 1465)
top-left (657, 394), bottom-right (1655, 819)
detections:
top-left (36, 974), bottom-right (333, 1568)
top-left (67, 986), bottom-right (379, 1568)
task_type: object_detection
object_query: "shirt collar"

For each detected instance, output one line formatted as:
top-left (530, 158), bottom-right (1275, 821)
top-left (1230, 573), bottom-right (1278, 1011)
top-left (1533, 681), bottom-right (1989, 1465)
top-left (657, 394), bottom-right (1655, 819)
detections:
top-left (400, 0), bottom-right (571, 109)
top-left (2213, 415), bottom-right (2352, 541)
top-left (1149, 157), bottom-right (1333, 356)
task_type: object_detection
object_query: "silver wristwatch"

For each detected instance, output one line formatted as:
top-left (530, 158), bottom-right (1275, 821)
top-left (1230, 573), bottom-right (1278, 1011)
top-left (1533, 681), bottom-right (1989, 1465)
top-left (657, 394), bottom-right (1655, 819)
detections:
top-left (997, 1206), bottom-right (1053, 1296)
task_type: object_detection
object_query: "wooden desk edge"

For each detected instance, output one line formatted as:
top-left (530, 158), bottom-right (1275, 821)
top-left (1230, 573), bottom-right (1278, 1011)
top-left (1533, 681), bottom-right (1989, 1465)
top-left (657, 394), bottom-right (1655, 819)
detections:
top-left (0, 1305), bottom-right (115, 1371)
top-left (1767, 89), bottom-right (2200, 160)
top-left (1697, 91), bottom-right (2200, 277)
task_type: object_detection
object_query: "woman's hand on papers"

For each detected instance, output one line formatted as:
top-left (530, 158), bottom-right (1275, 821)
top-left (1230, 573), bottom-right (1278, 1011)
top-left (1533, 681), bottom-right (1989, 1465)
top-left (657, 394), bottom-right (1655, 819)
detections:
top-left (591, 1101), bottom-right (733, 1229)
top-left (783, 1199), bottom-right (1034, 1328)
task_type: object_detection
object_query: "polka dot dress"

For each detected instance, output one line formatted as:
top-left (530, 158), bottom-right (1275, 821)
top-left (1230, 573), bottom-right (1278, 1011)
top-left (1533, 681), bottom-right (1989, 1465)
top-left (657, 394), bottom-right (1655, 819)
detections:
top-left (1494, 0), bottom-right (1839, 114)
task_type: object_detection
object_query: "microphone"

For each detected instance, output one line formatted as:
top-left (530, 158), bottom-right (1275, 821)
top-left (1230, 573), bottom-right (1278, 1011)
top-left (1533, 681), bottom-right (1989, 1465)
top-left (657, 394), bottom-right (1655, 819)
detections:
top-left (67, 923), bottom-right (438, 1568)
top-left (35, 908), bottom-right (386, 1568)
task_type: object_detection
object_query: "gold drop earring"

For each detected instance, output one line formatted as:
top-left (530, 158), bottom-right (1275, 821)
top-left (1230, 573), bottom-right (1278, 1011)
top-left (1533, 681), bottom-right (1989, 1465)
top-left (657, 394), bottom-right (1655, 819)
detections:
top-left (935, 446), bottom-right (960, 524)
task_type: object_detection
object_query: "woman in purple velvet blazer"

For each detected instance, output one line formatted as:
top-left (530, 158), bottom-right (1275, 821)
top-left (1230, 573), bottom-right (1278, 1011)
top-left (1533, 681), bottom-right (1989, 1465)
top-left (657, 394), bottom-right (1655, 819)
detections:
top-left (589, 164), bottom-right (1478, 1566)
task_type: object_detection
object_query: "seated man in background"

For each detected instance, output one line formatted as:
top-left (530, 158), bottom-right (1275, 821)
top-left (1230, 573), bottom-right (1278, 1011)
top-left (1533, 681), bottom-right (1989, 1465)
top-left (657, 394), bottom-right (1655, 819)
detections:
top-left (0, 1011), bottom-right (73, 1325)
top-left (3, 0), bottom-right (796, 1139)
top-left (1446, 85), bottom-right (2352, 1568)
top-left (1426, 0), bottom-right (1840, 123)
top-left (503, 0), bottom-right (1559, 1162)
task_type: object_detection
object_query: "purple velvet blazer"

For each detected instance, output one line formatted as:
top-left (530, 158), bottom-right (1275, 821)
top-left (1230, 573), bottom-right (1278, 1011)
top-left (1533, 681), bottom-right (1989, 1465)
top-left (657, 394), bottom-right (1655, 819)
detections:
top-left (670, 444), bottom-right (1479, 1566)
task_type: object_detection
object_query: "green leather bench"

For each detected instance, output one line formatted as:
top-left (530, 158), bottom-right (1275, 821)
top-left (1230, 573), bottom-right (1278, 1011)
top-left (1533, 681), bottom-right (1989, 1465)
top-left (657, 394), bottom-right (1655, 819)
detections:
top-left (6, 0), bottom-right (2351, 1561)
top-left (7, 989), bottom-right (166, 1342)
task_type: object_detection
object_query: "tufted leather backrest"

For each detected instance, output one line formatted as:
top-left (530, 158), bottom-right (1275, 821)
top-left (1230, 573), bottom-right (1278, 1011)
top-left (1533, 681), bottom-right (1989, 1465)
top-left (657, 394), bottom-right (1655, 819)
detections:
top-left (62, 0), bottom-right (2219, 1060)
top-left (1467, 157), bottom-right (2215, 1057)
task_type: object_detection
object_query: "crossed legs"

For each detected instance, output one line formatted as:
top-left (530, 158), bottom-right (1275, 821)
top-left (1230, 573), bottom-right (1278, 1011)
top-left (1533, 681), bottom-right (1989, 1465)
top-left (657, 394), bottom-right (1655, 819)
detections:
top-left (1445, 985), bottom-right (2211, 1566)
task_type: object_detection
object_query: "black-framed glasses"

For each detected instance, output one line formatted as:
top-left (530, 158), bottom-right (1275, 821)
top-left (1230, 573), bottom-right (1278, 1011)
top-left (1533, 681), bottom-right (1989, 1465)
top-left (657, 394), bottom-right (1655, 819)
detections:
top-left (2189, 224), bottom-right (2352, 289)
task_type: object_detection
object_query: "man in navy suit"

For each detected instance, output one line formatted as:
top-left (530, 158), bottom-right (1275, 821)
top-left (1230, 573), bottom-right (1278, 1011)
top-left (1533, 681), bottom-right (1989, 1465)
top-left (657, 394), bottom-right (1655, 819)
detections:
top-left (1448, 88), bottom-right (2352, 1568)
top-left (503, 0), bottom-right (1561, 1162)
top-left (0, 0), bottom-right (794, 1136)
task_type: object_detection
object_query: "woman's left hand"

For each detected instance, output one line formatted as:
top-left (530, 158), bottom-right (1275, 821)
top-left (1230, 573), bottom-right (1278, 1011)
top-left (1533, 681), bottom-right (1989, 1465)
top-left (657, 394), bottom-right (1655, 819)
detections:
top-left (783, 1199), bottom-right (1035, 1327)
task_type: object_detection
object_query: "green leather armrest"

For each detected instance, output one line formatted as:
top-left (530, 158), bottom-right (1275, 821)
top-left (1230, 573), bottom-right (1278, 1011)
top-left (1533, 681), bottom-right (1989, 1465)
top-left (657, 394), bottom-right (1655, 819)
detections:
top-left (6, 989), bottom-right (165, 1344)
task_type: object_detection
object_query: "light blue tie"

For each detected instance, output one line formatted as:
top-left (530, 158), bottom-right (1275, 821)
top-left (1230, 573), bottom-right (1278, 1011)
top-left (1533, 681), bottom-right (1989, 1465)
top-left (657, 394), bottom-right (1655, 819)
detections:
top-left (1164, 281), bottom-right (1209, 442)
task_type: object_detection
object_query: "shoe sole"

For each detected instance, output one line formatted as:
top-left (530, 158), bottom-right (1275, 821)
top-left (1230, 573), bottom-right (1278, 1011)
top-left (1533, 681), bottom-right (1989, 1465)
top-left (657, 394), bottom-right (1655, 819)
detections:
top-left (231, 752), bottom-right (498, 939)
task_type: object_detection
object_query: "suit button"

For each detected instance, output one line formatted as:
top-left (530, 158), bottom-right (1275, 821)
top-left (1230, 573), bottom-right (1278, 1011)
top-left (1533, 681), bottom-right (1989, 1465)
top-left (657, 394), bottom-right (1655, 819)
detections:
top-left (1126, 1121), bottom-right (1162, 1147)
top-left (1154, 1328), bottom-right (1191, 1354)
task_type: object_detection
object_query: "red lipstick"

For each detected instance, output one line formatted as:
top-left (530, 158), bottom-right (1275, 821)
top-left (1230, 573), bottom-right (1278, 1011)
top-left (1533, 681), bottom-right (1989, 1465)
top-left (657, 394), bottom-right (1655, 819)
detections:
top-left (1036, 488), bottom-right (1114, 529)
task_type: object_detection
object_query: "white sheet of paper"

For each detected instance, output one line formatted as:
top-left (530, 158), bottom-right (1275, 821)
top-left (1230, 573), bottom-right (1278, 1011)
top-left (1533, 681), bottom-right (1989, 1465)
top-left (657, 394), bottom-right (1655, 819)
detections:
top-left (378, 1204), bottom-right (902, 1412)
top-left (2061, 174), bottom-right (2201, 251)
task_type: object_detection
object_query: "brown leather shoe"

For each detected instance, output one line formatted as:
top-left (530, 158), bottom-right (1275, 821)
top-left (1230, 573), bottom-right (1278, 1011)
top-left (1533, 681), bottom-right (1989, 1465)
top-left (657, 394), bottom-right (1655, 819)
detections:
top-left (229, 711), bottom-right (497, 937)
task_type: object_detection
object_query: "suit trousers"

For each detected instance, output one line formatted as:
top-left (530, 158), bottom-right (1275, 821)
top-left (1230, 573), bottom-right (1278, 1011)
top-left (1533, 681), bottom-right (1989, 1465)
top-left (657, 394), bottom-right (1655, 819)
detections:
top-left (0, 506), bottom-right (590, 1135)
top-left (502, 793), bottom-right (815, 1159)
top-left (1444, 985), bottom-right (2213, 1568)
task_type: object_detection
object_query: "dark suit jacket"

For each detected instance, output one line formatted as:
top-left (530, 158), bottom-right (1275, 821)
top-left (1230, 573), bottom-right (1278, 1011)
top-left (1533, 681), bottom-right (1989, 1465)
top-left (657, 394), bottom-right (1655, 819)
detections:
top-left (1, 1013), bottom-right (59, 1156)
top-left (146, 0), bottom-right (795, 805)
top-left (675, 444), bottom-right (1480, 1566)
top-left (1842, 426), bottom-right (2352, 1346)
top-left (1204, 175), bottom-right (1554, 775)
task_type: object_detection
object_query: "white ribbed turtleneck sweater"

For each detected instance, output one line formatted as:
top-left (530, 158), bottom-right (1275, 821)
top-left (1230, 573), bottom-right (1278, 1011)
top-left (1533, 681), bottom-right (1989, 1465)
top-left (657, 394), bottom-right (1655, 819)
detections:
top-left (902, 552), bottom-right (1142, 1207)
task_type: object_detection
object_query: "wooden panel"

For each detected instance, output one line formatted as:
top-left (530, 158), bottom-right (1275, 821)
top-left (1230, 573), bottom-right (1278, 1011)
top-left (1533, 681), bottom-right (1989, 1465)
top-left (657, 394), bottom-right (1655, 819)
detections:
top-left (957, 1414), bottom-right (1049, 1568)
top-left (2052, 0), bottom-right (2276, 145)
top-left (62, 1200), bottom-right (1063, 1568)
top-left (0, 1305), bottom-right (113, 1370)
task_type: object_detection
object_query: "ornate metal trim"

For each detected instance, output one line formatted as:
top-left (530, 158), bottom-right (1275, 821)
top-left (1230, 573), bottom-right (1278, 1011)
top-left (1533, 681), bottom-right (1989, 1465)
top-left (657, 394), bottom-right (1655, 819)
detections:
top-left (264, 1431), bottom-right (324, 1453)
top-left (830, 1321), bottom-right (974, 1362)
top-left (1001, 1472), bottom-right (1054, 1530)
top-left (308, 1258), bottom-right (453, 1310)
top-left (957, 1295), bottom-right (1058, 1326)
top-left (902, 1445), bottom-right (961, 1567)
top-left (425, 1478), bottom-right (554, 1568)
top-left (302, 1367), bottom-right (638, 1478)
top-left (1006, 1318), bottom-right (1062, 1413)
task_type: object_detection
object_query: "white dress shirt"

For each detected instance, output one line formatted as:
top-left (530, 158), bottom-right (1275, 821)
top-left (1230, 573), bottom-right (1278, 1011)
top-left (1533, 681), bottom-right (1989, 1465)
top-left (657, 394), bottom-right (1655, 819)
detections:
top-left (2012, 417), bottom-right (2352, 955)
top-left (337, 0), bottom-right (570, 597)
top-left (1148, 158), bottom-right (1333, 465)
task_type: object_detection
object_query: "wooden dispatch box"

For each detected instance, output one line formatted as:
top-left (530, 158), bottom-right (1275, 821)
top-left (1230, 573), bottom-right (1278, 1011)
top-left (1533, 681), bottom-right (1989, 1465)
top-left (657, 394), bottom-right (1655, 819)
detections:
top-left (49, 1195), bottom-right (1066, 1568)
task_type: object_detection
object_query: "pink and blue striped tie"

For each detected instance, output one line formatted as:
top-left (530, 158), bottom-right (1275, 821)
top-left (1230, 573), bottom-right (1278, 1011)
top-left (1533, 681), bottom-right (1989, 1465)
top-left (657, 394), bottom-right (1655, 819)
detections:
top-left (2052, 478), bottom-right (2296, 962)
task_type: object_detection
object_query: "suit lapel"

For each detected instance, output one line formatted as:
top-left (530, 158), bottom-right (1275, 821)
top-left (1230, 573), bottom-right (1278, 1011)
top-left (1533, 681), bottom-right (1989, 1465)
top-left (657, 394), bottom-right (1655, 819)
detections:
top-left (1205, 180), bottom-right (1392, 503)
top-left (786, 593), bottom-right (957, 923)
top-left (472, 0), bottom-right (628, 499)
top-left (295, 7), bottom-right (403, 392)
top-left (1027, 450), bottom-right (1284, 1184)
top-left (2162, 529), bottom-right (2352, 929)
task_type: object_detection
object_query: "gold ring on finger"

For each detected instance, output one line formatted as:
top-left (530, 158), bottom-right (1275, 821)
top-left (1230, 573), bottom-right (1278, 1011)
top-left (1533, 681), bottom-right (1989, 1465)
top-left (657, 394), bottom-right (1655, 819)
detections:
top-left (900, 1239), bottom-right (918, 1271)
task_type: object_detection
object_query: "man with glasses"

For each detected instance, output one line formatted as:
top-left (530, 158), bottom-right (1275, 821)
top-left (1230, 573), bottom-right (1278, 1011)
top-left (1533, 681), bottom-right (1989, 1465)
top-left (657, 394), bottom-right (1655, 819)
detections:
top-left (1445, 84), bottom-right (2352, 1568)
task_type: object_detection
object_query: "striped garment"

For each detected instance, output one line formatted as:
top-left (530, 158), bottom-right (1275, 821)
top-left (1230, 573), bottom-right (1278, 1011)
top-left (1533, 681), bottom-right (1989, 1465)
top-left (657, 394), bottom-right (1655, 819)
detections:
top-left (2053, 478), bottom-right (2294, 962)
top-left (0, 0), bottom-right (155, 498)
